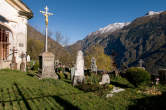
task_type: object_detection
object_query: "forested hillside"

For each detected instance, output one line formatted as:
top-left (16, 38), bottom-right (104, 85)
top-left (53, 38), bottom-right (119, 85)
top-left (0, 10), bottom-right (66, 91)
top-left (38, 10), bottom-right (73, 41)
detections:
top-left (27, 25), bottom-right (73, 66)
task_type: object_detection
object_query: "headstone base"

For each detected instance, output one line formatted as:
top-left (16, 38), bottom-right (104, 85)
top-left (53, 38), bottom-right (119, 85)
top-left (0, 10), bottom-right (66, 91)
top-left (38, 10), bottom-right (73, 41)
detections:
top-left (10, 63), bottom-right (17, 70)
top-left (72, 75), bottom-right (84, 86)
top-left (38, 52), bottom-right (58, 79)
top-left (20, 62), bottom-right (26, 72)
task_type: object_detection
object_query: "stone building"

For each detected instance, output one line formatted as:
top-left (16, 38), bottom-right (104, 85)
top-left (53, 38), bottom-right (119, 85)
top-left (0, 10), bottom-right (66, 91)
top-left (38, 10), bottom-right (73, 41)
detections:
top-left (0, 0), bottom-right (33, 69)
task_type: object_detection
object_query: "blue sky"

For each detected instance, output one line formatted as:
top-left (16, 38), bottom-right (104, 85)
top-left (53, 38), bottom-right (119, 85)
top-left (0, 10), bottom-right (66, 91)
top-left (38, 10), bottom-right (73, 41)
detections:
top-left (23, 0), bottom-right (166, 44)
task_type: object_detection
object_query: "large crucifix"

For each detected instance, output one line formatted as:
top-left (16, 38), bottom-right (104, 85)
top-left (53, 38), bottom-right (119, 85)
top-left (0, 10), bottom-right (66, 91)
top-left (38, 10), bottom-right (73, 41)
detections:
top-left (40, 6), bottom-right (53, 52)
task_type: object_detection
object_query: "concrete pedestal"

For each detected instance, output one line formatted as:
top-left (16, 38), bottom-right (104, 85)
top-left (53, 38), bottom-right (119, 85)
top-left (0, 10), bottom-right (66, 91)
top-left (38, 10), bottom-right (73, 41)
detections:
top-left (39, 52), bottom-right (58, 79)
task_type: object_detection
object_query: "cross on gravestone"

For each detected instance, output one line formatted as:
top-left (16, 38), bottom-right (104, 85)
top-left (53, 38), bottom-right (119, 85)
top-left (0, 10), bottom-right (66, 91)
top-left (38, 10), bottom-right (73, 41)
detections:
top-left (11, 47), bottom-right (17, 63)
top-left (10, 47), bottom-right (18, 70)
top-left (38, 6), bottom-right (58, 79)
top-left (139, 59), bottom-right (144, 67)
top-left (20, 52), bottom-right (26, 72)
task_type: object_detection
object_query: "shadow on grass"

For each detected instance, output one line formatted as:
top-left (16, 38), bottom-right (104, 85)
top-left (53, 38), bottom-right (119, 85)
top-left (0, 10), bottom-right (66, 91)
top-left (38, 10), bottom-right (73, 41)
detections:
top-left (14, 83), bottom-right (32, 110)
top-left (52, 96), bottom-right (80, 110)
top-left (63, 79), bottom-right (72, 84)
top-left (26, 73), bottom-right (35, 77)
top-left (128, 92), bottom-right (166, 110)
top-left (110, 81), bottom-right (132, 88)
top-left (0, 83), bottom-right (81, 110)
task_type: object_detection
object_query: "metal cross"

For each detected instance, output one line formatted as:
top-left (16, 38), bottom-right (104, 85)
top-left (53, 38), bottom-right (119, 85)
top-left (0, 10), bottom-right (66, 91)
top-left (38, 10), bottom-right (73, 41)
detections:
top-left (40, 6), bottom-right (54, 52)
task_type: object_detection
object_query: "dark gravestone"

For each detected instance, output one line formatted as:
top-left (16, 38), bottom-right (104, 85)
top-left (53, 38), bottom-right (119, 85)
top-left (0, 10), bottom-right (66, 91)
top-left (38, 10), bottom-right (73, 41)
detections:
top-left (39, 52), bottom-right (58, 79)
top-left (158, 69), bottom-right (166, 83)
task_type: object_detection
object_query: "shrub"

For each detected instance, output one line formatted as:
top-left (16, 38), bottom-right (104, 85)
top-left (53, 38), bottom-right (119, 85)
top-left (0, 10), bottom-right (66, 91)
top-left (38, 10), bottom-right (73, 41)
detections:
top-left (85, 74), bottom-right (101, 84)
top-left (125, 67), bottom-right (151, 87)
top-left (31, 61), bottom-right (39, 71)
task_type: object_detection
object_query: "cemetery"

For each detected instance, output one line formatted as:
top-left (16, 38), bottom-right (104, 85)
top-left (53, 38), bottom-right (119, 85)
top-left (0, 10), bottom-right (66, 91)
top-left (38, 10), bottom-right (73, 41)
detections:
top-left (0, 0), bottom-right (166, 110)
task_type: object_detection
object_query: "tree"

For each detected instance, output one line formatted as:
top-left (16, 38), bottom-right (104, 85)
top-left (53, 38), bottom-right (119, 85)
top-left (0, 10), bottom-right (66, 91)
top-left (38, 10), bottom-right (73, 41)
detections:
top-left (27, 37), bottom-right (44, 60)
top-left (55, 32), bottom-right (64, 44)
top-left (84, 44), bottom-right (113, 71)
top-left (55, 32), bottom-right (70, 46)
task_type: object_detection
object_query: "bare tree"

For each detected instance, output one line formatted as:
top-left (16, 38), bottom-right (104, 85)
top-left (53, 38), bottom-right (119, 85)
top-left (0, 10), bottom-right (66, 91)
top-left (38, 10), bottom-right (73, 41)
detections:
top-left (63, 36), bottom-right (70, 46)
top-left (55, 32), bottom-right (70, 46)
top-left (55, 32), bottom-right (64, 44)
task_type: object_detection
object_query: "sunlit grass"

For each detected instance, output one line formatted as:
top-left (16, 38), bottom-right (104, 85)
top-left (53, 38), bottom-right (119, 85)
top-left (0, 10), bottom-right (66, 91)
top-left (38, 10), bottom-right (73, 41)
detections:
top-left (0, 69), bottom-right (165, 110)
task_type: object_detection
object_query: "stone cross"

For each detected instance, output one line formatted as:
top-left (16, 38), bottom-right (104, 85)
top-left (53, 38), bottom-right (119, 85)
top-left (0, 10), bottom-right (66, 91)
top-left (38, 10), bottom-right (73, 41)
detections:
top-left (40, 6), bottom-right (53, 52)
top-left (11, 47), bottom-right (17, 63)
top-left (139, 59), bottom-right (144, 67)
top-left (20, 52), bottom-right (26, 72)
top-left (10, 47), bottom-right (18, 70)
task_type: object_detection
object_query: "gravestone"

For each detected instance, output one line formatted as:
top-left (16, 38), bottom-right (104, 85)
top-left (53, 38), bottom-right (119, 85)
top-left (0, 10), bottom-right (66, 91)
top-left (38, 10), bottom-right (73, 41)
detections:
top-left (91, 57), bottom-right (97, 73)
top-left (27, 55), bottom-right (30, 62)
top-left (158, 69), bottom-right (166, 83)
top-left (99, 73), bottom-right (110, 85)
top-left (73, 50), bottom-right (85, 86)
top-left (39, 52), bottom-right (58, 79)
top-left (39, 6), bottom-right (57, 79)
top-left (20, 62), bottom-right (25, 72)
top-left (20, 53), bottom-right (26, 72)
top-left (71, 65), bottom-right (75, 80)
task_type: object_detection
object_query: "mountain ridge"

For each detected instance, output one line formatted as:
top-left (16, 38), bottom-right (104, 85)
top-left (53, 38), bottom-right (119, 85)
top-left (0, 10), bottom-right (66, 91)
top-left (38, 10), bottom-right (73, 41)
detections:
top-left (67, 10), bottom-right (166, 74)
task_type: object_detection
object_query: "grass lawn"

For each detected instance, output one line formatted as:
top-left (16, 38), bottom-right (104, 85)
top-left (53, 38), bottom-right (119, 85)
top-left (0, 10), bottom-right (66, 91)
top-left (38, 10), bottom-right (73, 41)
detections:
top-left (0, 69), bottom-right (165, 110)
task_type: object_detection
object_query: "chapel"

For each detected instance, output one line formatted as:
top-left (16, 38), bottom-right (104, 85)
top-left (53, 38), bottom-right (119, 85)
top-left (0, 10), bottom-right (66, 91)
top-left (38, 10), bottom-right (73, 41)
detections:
top-left (0, 0), bottom-right (33, 69)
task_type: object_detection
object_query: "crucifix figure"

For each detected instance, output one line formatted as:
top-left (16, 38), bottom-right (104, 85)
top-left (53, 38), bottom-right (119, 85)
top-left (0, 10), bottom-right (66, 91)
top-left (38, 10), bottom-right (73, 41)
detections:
top-left (139, 59), bottom-right (144, 67)
top-left (40, 6), bottom-right (53, 52)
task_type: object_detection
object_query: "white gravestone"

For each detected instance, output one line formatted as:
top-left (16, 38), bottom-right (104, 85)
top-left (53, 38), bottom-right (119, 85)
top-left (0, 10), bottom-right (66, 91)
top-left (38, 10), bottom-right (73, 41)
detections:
top-left (27, 55), bottom-right (30, 62)
top-left (73, 50), bottom-right (85, 86)
top-left (99, 74), bottom-right (110, 85)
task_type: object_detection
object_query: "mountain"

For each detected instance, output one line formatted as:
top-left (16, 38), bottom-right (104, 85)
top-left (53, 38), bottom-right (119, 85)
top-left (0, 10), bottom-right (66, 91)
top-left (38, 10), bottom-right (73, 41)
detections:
top-left (27, 25), bottom-right (73, 66)
top-left (67, 11), bottom-right (166, 74)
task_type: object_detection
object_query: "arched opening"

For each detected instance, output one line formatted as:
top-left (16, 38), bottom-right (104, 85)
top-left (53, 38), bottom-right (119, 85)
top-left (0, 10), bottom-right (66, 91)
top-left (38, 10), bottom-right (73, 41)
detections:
top-left (0, 25), bottom-right (10, 60)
